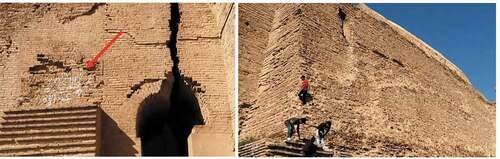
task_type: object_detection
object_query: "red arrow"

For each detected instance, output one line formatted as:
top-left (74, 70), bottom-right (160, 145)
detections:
top-left (86, 31), bottom-right (124, 69)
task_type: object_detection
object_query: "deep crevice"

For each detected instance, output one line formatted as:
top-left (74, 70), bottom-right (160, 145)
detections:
top-left (136, 3), bottom-right (204, 156)
top-left (169, 3), bottom-right (181, 79)
top-left (136, 72), bottom-right (205, 156)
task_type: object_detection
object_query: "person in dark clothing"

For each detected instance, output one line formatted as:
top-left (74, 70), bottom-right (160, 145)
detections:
top-left (302, 136), bottom-right (318, 157)
top-left (314, 121), bottom-right (332, 151)
top-left (338, 9), bottom-right (347, 28)
top-left (298, 75), bottom-right (309, 105)
top-left (284, 117), bottom-right (307, 142)
top-left (338, 9), bottom-right (347, 38)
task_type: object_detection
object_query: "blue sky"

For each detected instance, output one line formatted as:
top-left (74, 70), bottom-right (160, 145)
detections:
top-left (367, 3), bottom-right (496, 101)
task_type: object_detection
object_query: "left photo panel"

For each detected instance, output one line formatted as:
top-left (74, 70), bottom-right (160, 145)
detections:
top-left (0, 3), bottom-right (235, 156)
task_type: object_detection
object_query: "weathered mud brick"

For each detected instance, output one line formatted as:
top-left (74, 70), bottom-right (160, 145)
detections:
top-left (239, 3), bottom-right (494, 157)
top-left (0, 3), bottom-right (234, 156)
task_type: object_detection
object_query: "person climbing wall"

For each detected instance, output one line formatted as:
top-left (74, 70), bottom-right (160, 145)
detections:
top-left (298, 75), bottom-right (309, 105)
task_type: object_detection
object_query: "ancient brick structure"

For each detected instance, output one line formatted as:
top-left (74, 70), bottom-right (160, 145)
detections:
top-left (239, 138), bottom-right (334, 157)
top-left (239, 4), bottom-right (495, 157)
top-left (0, 3), bottom-right (234, 156)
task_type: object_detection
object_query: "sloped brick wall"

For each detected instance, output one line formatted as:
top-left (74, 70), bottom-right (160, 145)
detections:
top-left (239, 3), bottom-right (494, 156)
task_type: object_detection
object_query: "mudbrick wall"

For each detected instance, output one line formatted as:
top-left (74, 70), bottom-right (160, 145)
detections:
top-left (239, 3), bottom-right (495, 157)
top-left (0, 3), bottom-right (234, 156)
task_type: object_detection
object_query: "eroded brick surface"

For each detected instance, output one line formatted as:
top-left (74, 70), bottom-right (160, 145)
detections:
top-left (0, 3), bottom-right (234, 156)
top-left (239, 4), bottom-right (495, 157)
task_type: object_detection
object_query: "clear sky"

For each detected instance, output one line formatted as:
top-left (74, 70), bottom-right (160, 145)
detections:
top-left (367, 3), bottom-right (496, 101)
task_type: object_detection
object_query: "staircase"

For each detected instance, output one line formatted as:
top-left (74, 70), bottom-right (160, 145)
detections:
top-left (239, 138), bottom-right (269, 157)
top-left (239, 138), bottom-right (334, 157)
top-left (0, 105), bottom-right (100, 156)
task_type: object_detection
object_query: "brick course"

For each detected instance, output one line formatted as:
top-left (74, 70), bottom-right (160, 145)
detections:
top-left (239, 3), bottom-right (494, 156)
top-left (0, 3), bottom-right (234, 156)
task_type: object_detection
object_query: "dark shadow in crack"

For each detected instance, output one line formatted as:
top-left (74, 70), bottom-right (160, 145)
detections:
top-left (136, 3), bottom-right (204, 156)
top-left (136, 72), bottom-right (205, 156)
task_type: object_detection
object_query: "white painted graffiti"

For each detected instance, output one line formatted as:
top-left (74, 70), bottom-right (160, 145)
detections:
top-left (40, 72), bottom-right (88, 106)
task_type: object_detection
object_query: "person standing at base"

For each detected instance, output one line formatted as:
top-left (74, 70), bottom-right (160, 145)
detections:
top-left (284, 117), bottom-right (307, 142)
top-left (302, 136), bottom-right (318, 157)
top-left (314, 121), bottom-right (332, 151)
top-left (298, 75), bottom-right (309, 105)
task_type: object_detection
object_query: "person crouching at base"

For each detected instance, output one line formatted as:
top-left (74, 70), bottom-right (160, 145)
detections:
top-left (284, 117), bottom-right (307, 142)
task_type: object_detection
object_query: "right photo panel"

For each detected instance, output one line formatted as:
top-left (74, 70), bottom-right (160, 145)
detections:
top-left (238, 3), bottom-right (495, 157)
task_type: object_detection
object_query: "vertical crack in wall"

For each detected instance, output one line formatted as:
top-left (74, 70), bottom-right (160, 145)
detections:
top-left (138, 3), bottom-right (199, 156)
top-left (168, 3), bottom-right (181, 80)
top-left (339, 8), bottom-right (359, 88)
top-left (137, 3), bottom-right (206, 156)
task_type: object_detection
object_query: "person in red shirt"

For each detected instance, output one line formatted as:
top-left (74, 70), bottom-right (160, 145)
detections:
top-left (298, 75), bottom-right (309, 105)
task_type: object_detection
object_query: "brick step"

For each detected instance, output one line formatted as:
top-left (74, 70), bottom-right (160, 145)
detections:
top-left (0, 121), bottom-right (95, 132)
top-left (241, 150), bottom-right (269, 157)
top-left (239, 144), bottom-right (266, 152)
top-left (0, 115), bottom-right (95, 126)
top-left (239, 146), bottom-right (268, 156)
top-left (2, 109), bottom-right (97, 120)
top-left (1, 145), bottom-right (96, 156)
top-left (4, 105), bottom-right (97, 115)
top-left (285, 141), bottom-right (305, 147)
top-left (242, 150), bottom-right (268, 157)
top-left (0, 140), bottom-right (95, 154)
top-left (0, 127), bottom-right (95, 138)
top-left (0, 133), bottom-right (95, 145)
top-left (268, 144), bottom-right (333, 156)
top-left (292, 141), bottom-right (352, 157)
top-left (239, 147), bottom-right (268, 157)
top-left (239, 139), bottom-right (270, 157)
top-left (267, 148), bottom-right (303, 157)
top-left (306, 145), bottom-right (353, 157)
top-left (34, 152), bottom-right (96, 157)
